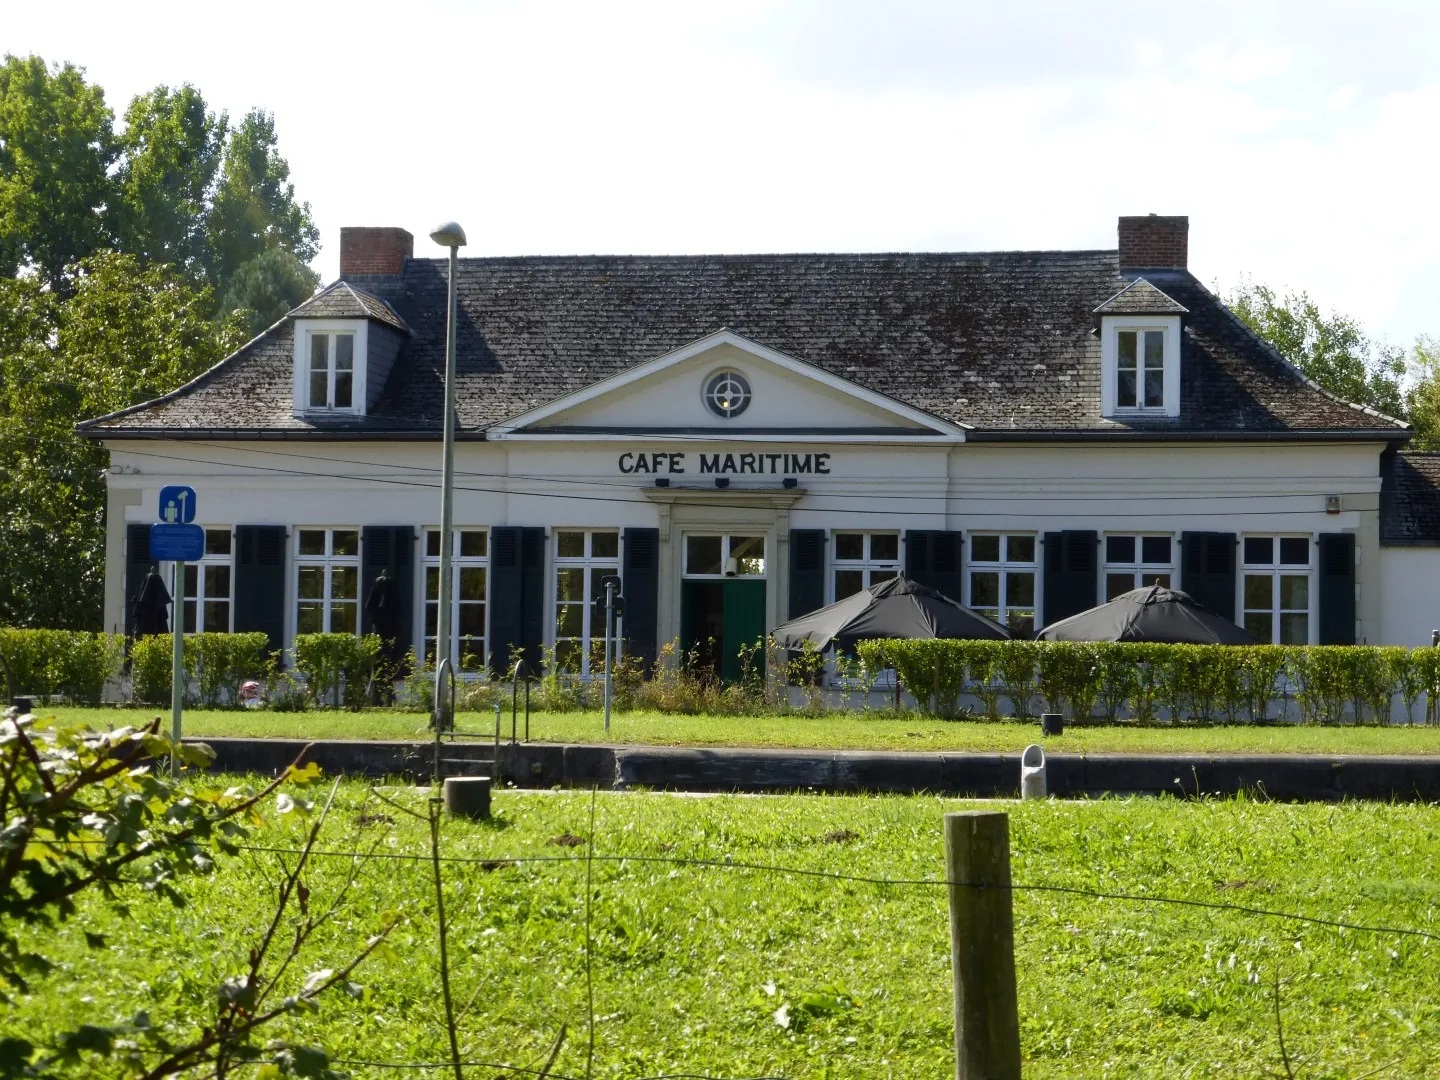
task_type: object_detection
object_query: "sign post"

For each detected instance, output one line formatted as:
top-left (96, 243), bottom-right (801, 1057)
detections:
top-left (599, 576), bottom-right (623, 735)
top-left (151, 486), bottom-right (200, 775)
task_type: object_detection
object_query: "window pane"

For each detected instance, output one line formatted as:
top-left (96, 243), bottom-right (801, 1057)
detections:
top-left (456, 530), bottom-right (486, 557)
top-left (1107, 572), bottom-right (1136, 601)
top-left (299, 529), bottom-right (326, 556)
top-left (555, 567), bottom-right (585, 602)
top-left (1143, 368), bottom-right (1164, 408)
top-left (424, 602), bottom-right (438, 636)
top-left (970, 571), bottom-right (1000, 607)
top-left (205, 529), bottom-right (232, 556)
top-left (1243, 574), bottom-right (1272, 610)
top-left (1141, 572), bottom-right (1171, 589)
top-left (1117, 331), bottom-right (1137, 368)
top-left (1007, 535), bottom-right (1035, 563)
top-left (1117, 370), bottom-right (1137, 408)
top-left (1106, 535), bottom-right (1135, 564)
top-left (1006, 572), bottom-right (1034, 607)
top-left (332, 530), bottom-right (359, 556)
top-left (309, 370), bottom-right (328, 407)
top-left (1140, 536), bottom-right (1171, 564)
top-left (555, 603), bottom-right (583, 637)
top-left (870, 568), bottom-right (898, 586)
top-left (591, 531), bottom-right (619, 559)
top-left (1279, 612), bottom-right (1309, 645)
top-left (686, 536), bottom-right (723, 575)
top-left (555, 639), bottom-right (582, 672)
top-left (458, 641), bottom-right (485, 672)
top-left (297, 602), bottom-right (323, 635)
top-left (184, 563), bottom-right (198, 594)
top-left (835, 569), bottom-right (864, 600)
top-left (426, 530), bottom-right (442, 557)
top-left (974, 608), bottom-right (1000, 623)
top-left (425, 566), bottom-right (440, 600)
top-left (1244, 537), bottom-right (1273, 565)
top-left (1008, 612), bottom-right (1035, 638)
top-left (335, 334), bottom-right (354, 370)
top-left (334, 370), bottom-right (353, 409)
top-left (730, 536), bottom-right (765, 561)
top-left (298, 566), bottom-right (325, 599)
top-left (203, 600), bottom-right (229, 634)
top-left (1279, 537), bottom-right (1309, 566)
top-left (557, 531), bottom-right (585, 557)
top-left (205, 564), bottom-right (230, 599)
top-left (310, 333), bottom-right (328, 371)
top-left (834, 533), bottom-right (864, 561)
top-left (1245, 612), bottom-right (1273, 642)
top-left (331, 566), bottom-right (358, 600)
top-left (331, 602), bottom-right (357, 635)
top-left (971, 535), bottom-right (1000, 563)
top-left (1279, 574), bottom-right (1309, 610)
top-left (458, 603), bottom-right (485, 637)
top-left (590, 601), bottom-right (610, 638)
top-left (870, 534), bottom-right (899, 562)
top-left (1144, 330), bottom-right (1164, 365)
top-left (459, 567), bottom-right (486, 601)
top-left (183, 600), bottom-right (197, 634)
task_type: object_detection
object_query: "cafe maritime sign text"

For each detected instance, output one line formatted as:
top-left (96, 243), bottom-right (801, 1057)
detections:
top-left (617, 451), bottom-right (832, 476)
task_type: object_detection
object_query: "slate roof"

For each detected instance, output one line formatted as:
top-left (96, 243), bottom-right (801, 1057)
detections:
top-left (290, 281), bottom-right (409, 333)
top-left (1381, 451), bottom-right (1440, 546)
top-left (80, 249), bottom-right (1411, 441)
top-left (1093, 278), bottom-right (1188, 315)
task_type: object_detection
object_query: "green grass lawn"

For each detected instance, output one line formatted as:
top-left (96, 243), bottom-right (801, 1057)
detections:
top-left (42, 704), bottom-right (1440, 755)
top-left (8, 787), bottom-right (1440, 1078)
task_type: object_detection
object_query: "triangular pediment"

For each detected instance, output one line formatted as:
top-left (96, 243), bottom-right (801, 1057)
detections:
top-left (488, 330), bottom-right (967, 441)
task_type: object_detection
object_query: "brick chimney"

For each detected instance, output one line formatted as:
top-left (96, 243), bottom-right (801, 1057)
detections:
top-left (339, 227), bottom-right (414, 277)
top-left (1117, 215), bottom-right (1188, 269)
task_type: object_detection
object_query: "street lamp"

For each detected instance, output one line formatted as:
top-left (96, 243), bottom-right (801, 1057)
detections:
top-left (430, 221), bottom-right (466, 733)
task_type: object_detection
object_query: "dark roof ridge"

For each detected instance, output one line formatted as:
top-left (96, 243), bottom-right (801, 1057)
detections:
top-left (399, 248), bottom-right (1121, 265)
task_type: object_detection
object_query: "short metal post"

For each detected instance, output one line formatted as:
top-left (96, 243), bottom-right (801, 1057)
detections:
top-left (944, 811), bottom-right (1021, 1080)
top-left (170, 559), bottom-right (184, 777)
top-left (1430, 630), bottom-right (1439, 726)
top-left (603, 578), bottom-right (616, 734)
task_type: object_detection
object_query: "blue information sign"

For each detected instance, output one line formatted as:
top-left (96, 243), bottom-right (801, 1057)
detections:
top-left (158, 485), bottom-right (197, 524)
top-left (150, 523), bottom-right (205, 562)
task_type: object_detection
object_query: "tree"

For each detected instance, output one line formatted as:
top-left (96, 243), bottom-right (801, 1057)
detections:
top-left (219, 246), bottom-right (322, 338)
top-left (1405, 337), bottom-right (1440, 450)
top-left (0, 255), bottom-right (247, 629)
top-left (1225, 280), bottom-right (1407, 419)
top-left (0, 56), bottom-right (116, 293)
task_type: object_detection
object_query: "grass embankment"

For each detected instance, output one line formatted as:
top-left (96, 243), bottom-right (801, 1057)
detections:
top-left (8, 788), bottom-right (1440, 1078)
top-left (44, 705), bottom-right (1440, 755)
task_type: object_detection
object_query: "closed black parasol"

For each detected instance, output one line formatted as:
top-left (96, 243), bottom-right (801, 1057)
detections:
top-left (771, 574), bottom-right (1012, 651)
top-left (1035, 585), bottom-right (1258, 644)
top-left (130, 565), bottom-right (172, 636)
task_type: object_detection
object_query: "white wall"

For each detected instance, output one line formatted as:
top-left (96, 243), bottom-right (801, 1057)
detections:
top-left (1380, 547), bottom-right (1440, 647)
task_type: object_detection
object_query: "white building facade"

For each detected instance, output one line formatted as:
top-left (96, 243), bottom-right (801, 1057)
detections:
top-left (82, 216), bottom-right (1440, 679)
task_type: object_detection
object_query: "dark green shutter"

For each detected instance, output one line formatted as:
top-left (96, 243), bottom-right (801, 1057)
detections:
top-left (622, 527), bottom-right (660, 673)
top-left (1318, 533), bottom-right (1356, 645)
top-left (1181, 532), bottom-right (1237, 620)
top-left (489, 526), bottom-right (546, 676)
top-left (124, 523), bottom-right (153, 637)
top-left (361, 526), bottom-right (416, 659)
top-left (1042, 530), bottom-right (1098, 627)
top-left (234, 525), bottom-right (287, 654)
top-left (789, 529), bottom-right (826, 619)
top-left (905, 530), bottom-right (964, 600)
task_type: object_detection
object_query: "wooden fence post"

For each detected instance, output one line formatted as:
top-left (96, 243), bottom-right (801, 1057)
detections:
top-left (945, 810), bottom-right (1021, 1080)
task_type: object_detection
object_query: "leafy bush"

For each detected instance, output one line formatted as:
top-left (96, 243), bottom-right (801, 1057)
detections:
top-left (0, 628), bottom-right (125, 704)
top-left (189, 632), bottom-right (273, 707)
top-left (130, 633), bottom-right (197, 706)
top-left (291, 633), bottom-right (383, 709)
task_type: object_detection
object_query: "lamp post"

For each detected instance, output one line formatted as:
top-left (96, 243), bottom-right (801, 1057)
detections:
top-left (429, 221), bottom-right (467, 732)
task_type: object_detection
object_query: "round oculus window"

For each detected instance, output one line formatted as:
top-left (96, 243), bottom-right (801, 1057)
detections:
top-left (703, 370), bottom-right (752, 419)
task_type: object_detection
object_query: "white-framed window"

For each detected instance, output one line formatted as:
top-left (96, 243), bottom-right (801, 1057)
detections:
top-left (179, 527), bottom-right (233, 633)
top-left (832, 532), bottom-right (900, 601)
top-left (1100, 315), bottom-right (1181, 417)
top-left (553, 529), bottom-right (620, 675)
top-left (967, 534), bottom-right (1037, 637)
top-left (295, 528), bottom-right (360, 635)
top-left (423, 529), bottom-right (489, 671)
top-left (1102, 534), bottom-right (1174, 601)
top-left (1242, 535), bottom-right (1312, 645)
top-left (683, 534), bottom-right (767, 578)
top-left (292, 320), bottom-right (368, 415)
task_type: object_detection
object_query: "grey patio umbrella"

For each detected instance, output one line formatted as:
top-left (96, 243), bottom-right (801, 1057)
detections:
top-left (771, 574), bottom-right (1012, 651)
top-left (1035, 585), bottom-right (1258, 644)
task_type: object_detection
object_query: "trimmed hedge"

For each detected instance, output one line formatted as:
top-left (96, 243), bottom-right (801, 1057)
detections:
top-left (291, 633), bottom-right (383, 709)
top-left (856, 639), bottom-right (1440, 725)
top-left (130, 632), bottom-right (273, 705)
top-left (0, 629), bottom-right (126, 705)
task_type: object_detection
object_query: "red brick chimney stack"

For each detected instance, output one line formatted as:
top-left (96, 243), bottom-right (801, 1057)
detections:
top-left (339, 227), bottom-right (414, 277)
top-left (1117, 215), bottom-right (1188, 269)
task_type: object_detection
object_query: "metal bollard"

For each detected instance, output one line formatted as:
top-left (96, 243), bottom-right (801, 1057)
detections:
top-left (1020, 744), bottom-right (1047, 800)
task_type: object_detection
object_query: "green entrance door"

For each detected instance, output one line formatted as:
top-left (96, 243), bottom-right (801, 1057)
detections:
top-left (721, 579), bottom-right (766, 684)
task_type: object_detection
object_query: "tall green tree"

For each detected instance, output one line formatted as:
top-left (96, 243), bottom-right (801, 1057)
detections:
top-left (1405, 337), bottom-right (1440, 450)
top-left (1226, 280), bottom-right (1407, 418)
top-left (0, 55), bottom-right (116, 293)
top-left (0, 255), bottom-right (247, 629)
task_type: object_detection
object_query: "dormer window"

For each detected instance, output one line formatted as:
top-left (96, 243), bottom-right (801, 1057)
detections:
top-left (293, 319), bottom-right (369, 416)
top-left (309, 332), bottom-right (355, 409)
top-left (1100, 315), bottom-right (1181, 418)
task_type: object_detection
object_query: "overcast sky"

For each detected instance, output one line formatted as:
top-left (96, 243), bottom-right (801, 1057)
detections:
top-left (9, 0), bottom-right (1439, 345)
